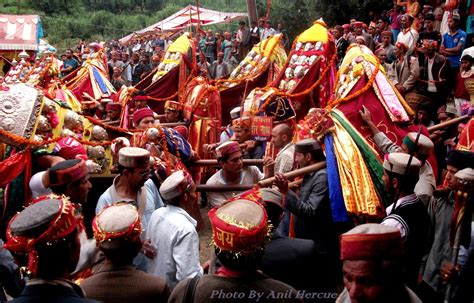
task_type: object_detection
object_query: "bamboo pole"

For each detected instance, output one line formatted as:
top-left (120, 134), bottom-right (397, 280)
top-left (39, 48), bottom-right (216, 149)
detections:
top-left (428, 115), bottom-right (469, 133)
top-left (192, 159), bottom-right (264, 166)
top-left (258, 161), bottom-right (327, 187)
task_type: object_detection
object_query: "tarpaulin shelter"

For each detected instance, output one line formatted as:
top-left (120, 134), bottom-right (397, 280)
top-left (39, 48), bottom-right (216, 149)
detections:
top-left (119, 5), bottom-right (247, 44)
top-left (0, 14), bottom-right (44, 74)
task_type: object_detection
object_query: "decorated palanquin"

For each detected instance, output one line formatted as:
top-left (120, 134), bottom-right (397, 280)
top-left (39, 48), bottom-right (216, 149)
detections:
top-left (296, 44), bottom-right (421, 222)
top-left (242, 19), bottom-right (337, 125)
top-left (182, 76), bottom-right (222, 159)
top-left (3, 51), bottom-right (32, 85)
top-left (22, 52), bottom-right (62, 89)
top-left (218, 34), bottom-right (287, 125)
top-left (64, 44), bottom-right (116, 102)
top-left (134, 32), bottom-right (197, 115)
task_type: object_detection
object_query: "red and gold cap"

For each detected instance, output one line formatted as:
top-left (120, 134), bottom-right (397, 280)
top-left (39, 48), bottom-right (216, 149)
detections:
top-left (209, 199), bottom-right (269, 255)
top-left (340, 223), bottom-right (402, 260)
top-left (164, 100), bottom-right (183, 112)
top-left (106, 102), bottom-right (122, 111)
top-left (215, 141), bottom-right (241, 159)
top-left (231, 116), bottom-right (252, 131)
top-left (133, 108), bottom-right (155, 125)
top-left (92, 202), bottom-right (142, 249)
top-left (4, 195), bottom-right (82, 274)
top-left (49, 159), bottom-right (88, 187)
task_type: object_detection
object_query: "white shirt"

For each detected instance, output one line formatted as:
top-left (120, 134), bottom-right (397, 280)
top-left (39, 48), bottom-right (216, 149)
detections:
top-left (397, 28), bottom-right (419, 55)
top-left (427, 58), bottom-right (437, 92)
top-left (29, 171), bottom-right (51, 199)
top-left (146, 205), bottom-right (202, 289)
top-left (206, 166), bottom-right (264, 207)
top-left (274, 143), bottom-right (295, 174)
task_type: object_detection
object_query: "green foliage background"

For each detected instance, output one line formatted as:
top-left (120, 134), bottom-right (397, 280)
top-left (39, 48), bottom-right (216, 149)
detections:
top-left (0, 0), bottom-right (390, 52)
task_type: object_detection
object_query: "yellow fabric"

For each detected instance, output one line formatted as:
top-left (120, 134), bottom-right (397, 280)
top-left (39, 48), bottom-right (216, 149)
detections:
top-left (297, 20), bottom-right (328, 43)
top-left (167, 33), bottom-right (192, 55)
top-left (331, 118), bottom-right (382, 217)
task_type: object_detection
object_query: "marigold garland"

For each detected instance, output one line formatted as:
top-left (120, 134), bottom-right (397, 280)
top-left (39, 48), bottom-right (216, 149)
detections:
top-left (325, 56), bottom-right (381, 110)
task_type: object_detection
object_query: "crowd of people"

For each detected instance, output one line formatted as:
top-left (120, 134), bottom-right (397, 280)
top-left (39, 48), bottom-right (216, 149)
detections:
top-left (1, 1), bottom-right (474, 303)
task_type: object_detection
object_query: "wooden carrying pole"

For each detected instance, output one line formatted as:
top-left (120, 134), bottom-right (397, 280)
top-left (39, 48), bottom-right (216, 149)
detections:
top-left (196, 161), bottom-right (326, 192)
top-left (192, 159), bottom-right (264, 166)
top-left (428, 115), bottom-right (468, 133)
top-left (258, 161), bottom-right (326, 187)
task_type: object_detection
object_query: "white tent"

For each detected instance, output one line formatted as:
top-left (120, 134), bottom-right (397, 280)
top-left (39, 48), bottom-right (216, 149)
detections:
top-left (120, 5), bottom-right (247, 44)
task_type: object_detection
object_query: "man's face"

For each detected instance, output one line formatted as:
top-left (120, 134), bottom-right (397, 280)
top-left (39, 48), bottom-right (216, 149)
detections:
top-left (294, 152), bottom-right (309, 168)
top-left (233, 128), bottom-right (250, 143)
top-left (417, 109), bottom-right (431, 125)
top-left (382, 35), bottom-right (391, 45)
top-left (217, 54), bottom-right (224, 63)
top-left (271, 129), bottom-right (286, 148)
top-left (354, 26), bottom-right (362, 35)
top-left (424, 19), bottom-right (434, 31)
top-left (128, 164), bottom-right (151, 189)
top-left (437, 112), bottom-right (452, 123)
top-left (207, 31), bottom-right (213, 37)
top-left (448, 18), bottom-right (456, 30)
top-left (164, 109), bottom-right (179, 123)
top-left (400, 16), bottom-right (407, 28)
top-left (445, 165), bottom-right (460, 190)
top-left (222, 151), bottom-right (243, 174)
top-left (343, 260), bottom-right (386, 303)
top-left (137, 116), bottom-right (155, 130)
top-left (131, 53), bottom-right (139, 63)
top-left (107, 109), bottom-right (120, 121)
top-left (68, 174), bottom-right (92, 205)
top-left (66, 50), bottom-right (73, 59)
top-left (382, 170), bottom-right (395, 193)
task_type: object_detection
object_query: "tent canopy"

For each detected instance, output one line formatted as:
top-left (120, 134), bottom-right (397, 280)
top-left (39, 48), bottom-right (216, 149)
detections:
top-left (120, 5), bottom-right (247, 44)
top-left (0, 14), bottom-right (43, 51)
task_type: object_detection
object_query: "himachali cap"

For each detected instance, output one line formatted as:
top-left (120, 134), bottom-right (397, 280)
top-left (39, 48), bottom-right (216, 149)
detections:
top-left (49, 159), bottom-right (89, 187)
top-left (133, 108), bottom-right (155, 125)
top-left (402, 132), bottom-right (434, 157)
top-left (54, 137), bottom-right (88, 160)
top-left (445, 105), bottom-right (458, 116)
top-left (164, 100), bottom-right (183, 112)
top-left (93, 202), bottom-right (142, 249)
top-left (383, 152), bottom-right (421, 176)
top-left (209, 198), bottom-right (269, 254)
top-left (353, 21), bottom-right (363, 28)
top-left (216, 141), bottom-right (241, 159)
top-left (232, 116), bottom-right (252, 130)
top-left (446, 150), bottom-right (474, 170)
top-left (259, 187), bottom-right (283, 208)
top-left (159, 170), bottom-right (194, 201)
top-left (106, 102), bottom-right (122, 111)
top-left (381, 31), bottom-right (392, 37)
top-left (295, 138), bottom-right (321, 154)
top-left (340, 223), bottom-right (403, 260)
top-left (81, 101), bottom-right (98, 110)
top-left (342, 24), bottom-right (351, 29)
top-left (4, 196), bottom-right (82, 274)
top-left (118, 147), bottom-right (150, 168)
top-left (230, 107), bottom-right (242, 120)
top-left (455, 168), bottom-right (474, 184)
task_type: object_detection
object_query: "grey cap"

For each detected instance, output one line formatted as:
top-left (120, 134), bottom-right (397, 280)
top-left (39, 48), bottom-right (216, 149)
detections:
top-left (10, 199), bottom-right (61, 236)
top-left (259, 187), bottom-right (283, 208)
top-left (295, 138), bottom-right (321, 154)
